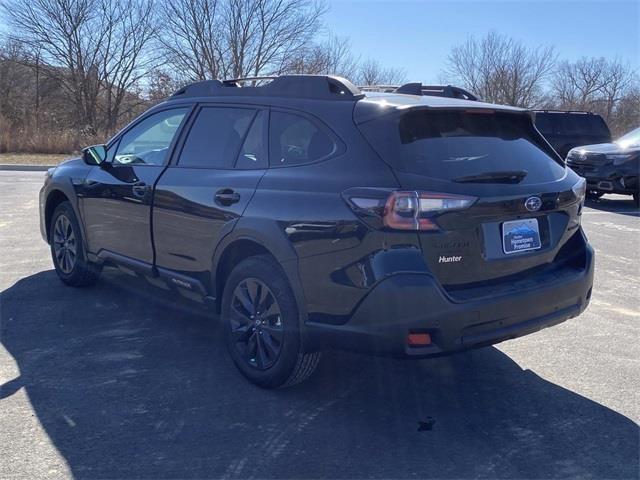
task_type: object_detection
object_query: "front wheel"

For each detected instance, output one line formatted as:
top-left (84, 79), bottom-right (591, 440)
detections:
top-left (222, 255), bottom-right (320, 388)
top-left (50, 201), bottom-right (102, 287)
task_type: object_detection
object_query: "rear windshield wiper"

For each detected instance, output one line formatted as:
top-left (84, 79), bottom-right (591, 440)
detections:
top-left (452, 170), bottom-right (528, 184)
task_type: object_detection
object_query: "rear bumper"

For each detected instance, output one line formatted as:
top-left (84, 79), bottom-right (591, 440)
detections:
top-left (306, 242), bottom-right (594, 358)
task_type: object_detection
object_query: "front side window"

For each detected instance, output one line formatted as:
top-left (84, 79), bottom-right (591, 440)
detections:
top-left (114, 108), bottom-right (188, 166)
top-left (178, 107), bottom-right (256, 168)
top-left (269, 111), bottom-right (335, 166)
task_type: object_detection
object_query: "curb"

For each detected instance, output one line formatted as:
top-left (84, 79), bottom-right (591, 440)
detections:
top-left (0, 164), bottom-right (54, 171)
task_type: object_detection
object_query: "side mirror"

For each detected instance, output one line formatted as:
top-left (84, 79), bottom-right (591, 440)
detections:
top-left (82, 144), bottom-right (107, 165)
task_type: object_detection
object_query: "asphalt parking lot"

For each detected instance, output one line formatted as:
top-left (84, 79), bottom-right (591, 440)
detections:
top-left (1, 170), bottom-right (639, 479)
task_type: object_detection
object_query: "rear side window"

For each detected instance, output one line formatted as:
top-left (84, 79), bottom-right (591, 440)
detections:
top-left (359, 110), bottom-right (566, 184)
top-left (178, 107), bottom-right (255, 168)
top-left (269, 111), bottom-right (335, 166)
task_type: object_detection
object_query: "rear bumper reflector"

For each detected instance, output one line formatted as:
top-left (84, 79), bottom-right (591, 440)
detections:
top-left (407, 332), bottom-right (432, 347)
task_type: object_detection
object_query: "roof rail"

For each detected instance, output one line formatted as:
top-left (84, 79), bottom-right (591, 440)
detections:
top-left (171, 80), bottom-right (224, 97)
top-left (222, 76), bottom-right (278, 87)
top-left (394, 83), bottom-right (479, 101)
top-left (532, 109), bottom-right (595, 115)
top-left (170, 75), bottom-right (363, 101)
top-left (358, 85), bottom-right (399, 93)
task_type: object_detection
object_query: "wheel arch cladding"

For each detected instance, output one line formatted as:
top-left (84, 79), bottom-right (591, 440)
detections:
top-left (212, 232), bottom-right (309, 339)
top-left (45, 190), bottom-right (70, 243)
top-left (215, 238), bottom-right (272, 309)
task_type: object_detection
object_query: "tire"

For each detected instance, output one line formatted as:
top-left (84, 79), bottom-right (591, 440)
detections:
top-left (49, 201), bottom-right (102, 287)
top-left (586, 190), bottom-right (604, 200)
top-left (634, 192), bottom-right (639, 207)
top-left (221, 255), bottom-right (321, 388)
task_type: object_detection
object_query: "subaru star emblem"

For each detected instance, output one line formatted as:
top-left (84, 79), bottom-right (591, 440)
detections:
top-left (525, 196), bottom-right (542, 212)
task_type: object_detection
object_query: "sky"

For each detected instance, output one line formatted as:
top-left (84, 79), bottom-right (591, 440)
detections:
top-left (323, 0), bottom-right (640, 83)
top-left (1, 0), bottom-right (637, 84)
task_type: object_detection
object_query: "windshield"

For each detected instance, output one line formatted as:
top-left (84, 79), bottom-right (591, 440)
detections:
top-left (616, 127), bottom-right (640, 149)
top-left (359, 110), bottom-right (566, 184)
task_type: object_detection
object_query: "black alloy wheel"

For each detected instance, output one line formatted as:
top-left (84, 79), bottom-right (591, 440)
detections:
top-left (222, 255), bottom-right (321, 388)
top-left (52, 214), bottom-right (77, 274)
top-left (230, 278), bottom-right (284, 370)
top-left (49, 201), bottom-right (102, 286)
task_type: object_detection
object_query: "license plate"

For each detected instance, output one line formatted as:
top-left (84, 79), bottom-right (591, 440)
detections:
top-left (502, 218), bottom-right (542, 254)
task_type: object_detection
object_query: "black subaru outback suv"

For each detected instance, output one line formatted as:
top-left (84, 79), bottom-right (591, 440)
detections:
top-left (39, 76), bottom-right (594, 388)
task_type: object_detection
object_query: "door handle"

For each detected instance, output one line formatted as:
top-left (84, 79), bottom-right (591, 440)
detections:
top-left (215, 188), bottom-right (241, 206)
top-left (132, 182), bottom-right (149, 198)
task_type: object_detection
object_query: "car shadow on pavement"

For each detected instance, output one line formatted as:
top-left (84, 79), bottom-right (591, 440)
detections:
top-left (1, 269), bottom-right (638, 479)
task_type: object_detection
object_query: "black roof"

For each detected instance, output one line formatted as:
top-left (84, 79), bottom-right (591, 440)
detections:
top-left (167, 75), bottom-right (524, 123)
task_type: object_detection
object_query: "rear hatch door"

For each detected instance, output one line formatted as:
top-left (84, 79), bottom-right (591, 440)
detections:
top-left (358, 107), bottom-right (584, 289)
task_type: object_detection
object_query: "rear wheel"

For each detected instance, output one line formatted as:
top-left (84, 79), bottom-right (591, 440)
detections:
top-left (50, 202), bottom-right (102, 286)
top-left (222, 255), bottom-right (320, 388)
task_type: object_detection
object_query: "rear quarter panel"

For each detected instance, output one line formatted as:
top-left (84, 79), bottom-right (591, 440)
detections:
top-left (244, 109), bottom-right (408, 324)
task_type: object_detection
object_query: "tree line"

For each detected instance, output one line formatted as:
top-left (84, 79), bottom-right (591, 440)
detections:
top-left (0, 0), bottom-right (637, 154)
top-left (444, 31), bottom-right (639, 137)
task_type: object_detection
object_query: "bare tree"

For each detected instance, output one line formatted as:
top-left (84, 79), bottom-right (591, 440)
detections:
top-left (147, 69), bottom-right (182, 103)
top-left (157, 0), bottom-right (227, 82)
top-left (356, 58), bottom-right (405, 86)
top-left (444, 31), bottom-right (556, 107)
top-left (158, 0), bottom-right (326, 81)
top-left (99, 0), bottom-right (157, 132)
top-left (228, 0), bottom-right (326, 77)
top-left (552, 57), bottom-right (607, 109)
top-left (552, 57), bottom-right (636, 119)
top-left (0, 40), bottom-right (31, 126)
top-left (2, 0), bottom-right (100, 132)
top-left (281, 35), bottom-right (358, 78)
top-left (1, 0), bottom-right (157, 135)
top-left (600, 60), bottom-right (635, 119)
top-left (0, 39), bottom-right (80, 152)
top-left (610, 86), bottom-right (640, 136)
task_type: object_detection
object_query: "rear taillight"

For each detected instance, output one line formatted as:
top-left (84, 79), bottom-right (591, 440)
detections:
top-left (383, 191), bottom-right (476, 230)
top-left (347, 189), bottom-right (476, 231)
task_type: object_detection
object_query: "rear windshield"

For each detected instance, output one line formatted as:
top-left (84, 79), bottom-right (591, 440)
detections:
top-left (535, 113), bottom-right (611, 138)
top-left (360, 110), bottom-right (566, 184)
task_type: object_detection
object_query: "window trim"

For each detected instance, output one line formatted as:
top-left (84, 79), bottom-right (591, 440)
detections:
top-left (170, 103), bottom-right (266, 170)
top-left (233, 110), bottom-right (269, 170)
top-left (267, 107), bottom-right (345, 169)
top-left (106, 103), bottom-right (195, 168)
